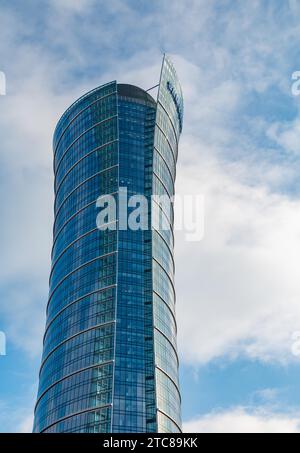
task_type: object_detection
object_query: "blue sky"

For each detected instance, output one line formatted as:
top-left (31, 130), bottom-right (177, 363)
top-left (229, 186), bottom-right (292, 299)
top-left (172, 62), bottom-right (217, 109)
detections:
top-left (2, 0), bottom-right (300, 432)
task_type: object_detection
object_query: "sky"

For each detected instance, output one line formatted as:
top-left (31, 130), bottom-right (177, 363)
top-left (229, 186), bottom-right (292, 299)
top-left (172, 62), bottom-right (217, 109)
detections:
top-left (1, 0), bottom-right (300, 433)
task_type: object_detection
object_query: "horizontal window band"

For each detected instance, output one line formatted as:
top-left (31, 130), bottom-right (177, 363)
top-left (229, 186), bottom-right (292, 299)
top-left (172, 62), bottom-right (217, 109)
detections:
top-left (152, 230), bottom-right (175, 275)
top-left (157, 100), bottom-right (179, 148)
top-left (54, 91), bottom-right (117, 156)
top-left (155, 364), bottom-right (181, 404)
top-left (152, 199), bottom-right (175, 246)
top-left (50, 227), bottom-right (103, 282)
top-left (155, 122), bottom-right (177, 170)
top-left (152, 228), bottom-right (175, 274)
top-left (156, 408), bottom-right (182, 434)
top-left (47, 251), bottom-right (117, 312)
top-left (153, 290), bottom-right (177, 333)
top-left (55, 139), bottom-right (118, 196)
top-left (153, 257), bottom-right (176, 303)
top-left (40, 320), bottom-right (116, 376)
top-left (50, 224), bottom-right (118, 289)
top-left (44, 284), bottom-right (117, 338)
top-left (154, 146), bottom-right (175, 189)
top-left (52, 191), bottom-right (119, 251)
top-left (53, 164), bottom-right (119, 230)
top-left (159, 92), bottom-right (182, 140)
top-left (35, 360), bottom-right (114, 412)
top-left (154, 326), bottom-right (179, 369)
top-left (54, 81), bottom-right (116, 141)
top-left (55, 115), bottom-right (118, 177)
top-left (153, 168), bottom-right (174, 201)
top-left (52, 190), bottom-right (174, 260)
top-left (39, 403), bottom-right (113, 433)
top-left (153, 284), bottom-right (176, 315)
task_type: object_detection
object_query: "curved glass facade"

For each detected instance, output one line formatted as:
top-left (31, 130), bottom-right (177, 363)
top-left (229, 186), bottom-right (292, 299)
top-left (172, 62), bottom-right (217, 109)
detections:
top-left (33, 56), bottom-right (183, 433)
top-left (152, 56), bottom-right (183, 433)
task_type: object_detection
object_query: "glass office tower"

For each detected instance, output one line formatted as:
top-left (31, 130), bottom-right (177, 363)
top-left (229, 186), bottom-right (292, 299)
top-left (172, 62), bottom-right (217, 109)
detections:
top-left (33, 56), bottom-right (183, 433)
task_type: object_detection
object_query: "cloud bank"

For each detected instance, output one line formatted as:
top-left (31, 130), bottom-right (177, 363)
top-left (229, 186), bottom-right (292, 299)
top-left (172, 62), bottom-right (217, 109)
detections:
top-left (184, 407), bottom-right (300, 433)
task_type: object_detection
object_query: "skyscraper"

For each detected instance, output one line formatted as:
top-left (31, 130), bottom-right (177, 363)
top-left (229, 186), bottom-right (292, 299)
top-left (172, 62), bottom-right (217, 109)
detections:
top-left (33, 55), bottom-right (183, 433)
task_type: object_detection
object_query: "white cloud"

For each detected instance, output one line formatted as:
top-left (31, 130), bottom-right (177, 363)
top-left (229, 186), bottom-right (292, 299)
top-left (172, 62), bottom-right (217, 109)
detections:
top-left (184, 407), bottom-right (300, 433)
top-left (176, 141), bottom-right (300, 364)
top-left (267, 118), bottom-right (300, 155)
